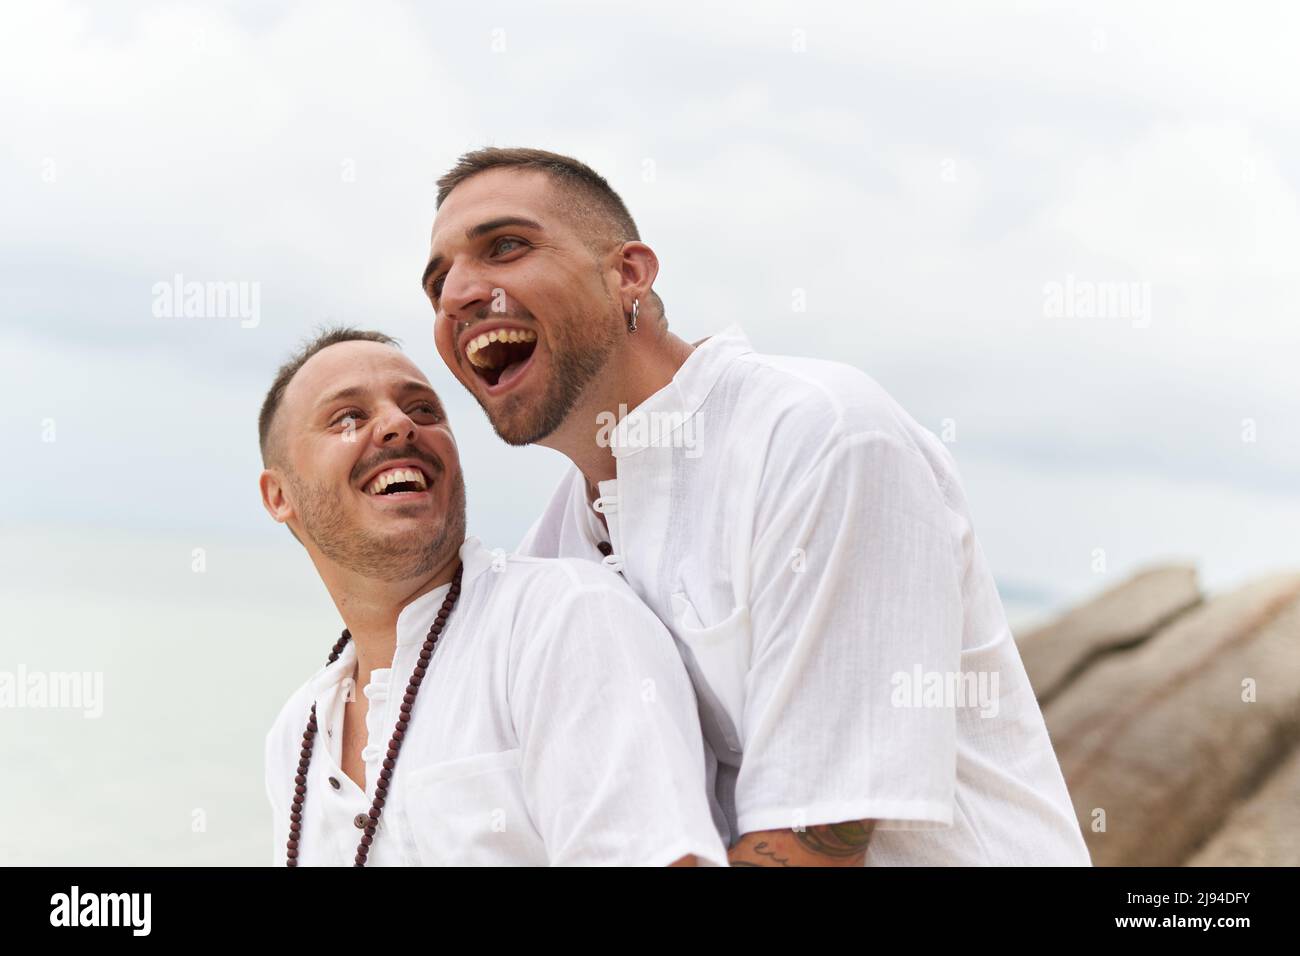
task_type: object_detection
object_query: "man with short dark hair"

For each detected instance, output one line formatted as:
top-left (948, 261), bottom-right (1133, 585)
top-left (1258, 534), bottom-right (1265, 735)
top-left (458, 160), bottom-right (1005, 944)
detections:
top-left (258, 327), bottom-right (725, 866)
top-left (422, 147), bottom-right (1091, 866)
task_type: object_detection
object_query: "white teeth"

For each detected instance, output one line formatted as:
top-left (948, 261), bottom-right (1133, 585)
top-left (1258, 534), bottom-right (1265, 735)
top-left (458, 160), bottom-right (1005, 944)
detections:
top-left (463, 329), bottom-right (538, 370)
top-left (367, 467), bottom-right (429, 495)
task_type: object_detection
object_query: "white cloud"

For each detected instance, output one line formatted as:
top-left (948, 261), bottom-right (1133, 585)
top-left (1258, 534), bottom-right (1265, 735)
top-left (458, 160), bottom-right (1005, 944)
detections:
top-left (1, 0), bottom-right (1296, 591)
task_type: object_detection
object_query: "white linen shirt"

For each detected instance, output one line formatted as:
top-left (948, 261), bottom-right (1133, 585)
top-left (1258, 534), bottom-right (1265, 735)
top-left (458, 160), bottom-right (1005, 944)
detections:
top-left (517, 325), bottom-right (1091, 865)
top-left (264, 536), bottom-right (727, 866)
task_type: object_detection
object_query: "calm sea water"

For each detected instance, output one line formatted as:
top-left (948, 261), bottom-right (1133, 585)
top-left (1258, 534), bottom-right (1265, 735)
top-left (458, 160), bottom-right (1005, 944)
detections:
top-left (0, 529), bottom-right (339, 865)
top-left (0, 528), bottom-right (1058, 866)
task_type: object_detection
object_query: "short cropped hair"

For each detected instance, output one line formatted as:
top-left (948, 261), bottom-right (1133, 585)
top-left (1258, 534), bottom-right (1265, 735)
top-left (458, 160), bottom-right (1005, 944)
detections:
top-left (258, 327), bottom-right (401, 466)
top-left (435, 146), bottom-right (664, 321)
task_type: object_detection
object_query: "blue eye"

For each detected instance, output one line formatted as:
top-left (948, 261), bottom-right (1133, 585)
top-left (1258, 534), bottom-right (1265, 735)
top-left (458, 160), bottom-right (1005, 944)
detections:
top-left (332, 410), bottom-right (363, 428)
top-left (493, 237), bottom-right (523, 255)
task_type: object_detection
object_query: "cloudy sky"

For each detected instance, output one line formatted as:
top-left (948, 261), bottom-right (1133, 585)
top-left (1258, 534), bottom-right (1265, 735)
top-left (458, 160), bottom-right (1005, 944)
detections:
top-left (1, 1), bottom-right (1298, 861)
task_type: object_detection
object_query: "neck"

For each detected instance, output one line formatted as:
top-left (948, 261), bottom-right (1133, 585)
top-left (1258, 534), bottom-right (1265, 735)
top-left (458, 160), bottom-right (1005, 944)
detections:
top-left (541, 329), bottom-right (695, 489)
top-left (314, 548), bottom-right (461, 690)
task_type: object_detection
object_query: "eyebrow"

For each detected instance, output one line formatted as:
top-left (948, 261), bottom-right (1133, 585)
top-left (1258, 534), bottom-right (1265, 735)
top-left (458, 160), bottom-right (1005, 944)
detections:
top-left (316, 379), bottom-right (440, 412)
top-left (421, 215), bottom-right (544, 294)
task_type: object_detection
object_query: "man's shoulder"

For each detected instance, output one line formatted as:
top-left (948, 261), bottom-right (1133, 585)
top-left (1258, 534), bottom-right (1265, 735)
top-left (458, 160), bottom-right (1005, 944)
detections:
top-left (495, 551), bottom-right (643, 605)
top-left (485, 554), bottom-right (676, 673)
top-left (716, 347), bottom-right (954, 481)
top-left (728, 349), bottom-right (916, 434)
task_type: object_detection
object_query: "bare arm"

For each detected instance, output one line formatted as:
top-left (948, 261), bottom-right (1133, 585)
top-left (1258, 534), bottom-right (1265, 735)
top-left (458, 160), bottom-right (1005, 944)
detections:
top-left (728, 820), bottom-right (877, 867)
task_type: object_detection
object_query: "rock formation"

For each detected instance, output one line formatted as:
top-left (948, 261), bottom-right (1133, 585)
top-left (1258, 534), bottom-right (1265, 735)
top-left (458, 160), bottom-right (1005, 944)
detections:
top-left (1016, 566), bottom-right (1300, 866)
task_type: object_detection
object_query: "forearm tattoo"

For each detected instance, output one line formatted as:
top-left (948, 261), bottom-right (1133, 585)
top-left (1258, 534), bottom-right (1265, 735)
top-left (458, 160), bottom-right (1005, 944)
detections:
top-left (793, 820), bottom-right (877, 859)
top-left (745, 841), bottom-right (793, 866)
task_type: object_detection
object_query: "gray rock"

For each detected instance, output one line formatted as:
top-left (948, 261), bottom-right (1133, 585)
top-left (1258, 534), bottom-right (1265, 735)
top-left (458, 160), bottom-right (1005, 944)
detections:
top-left (1185, 743), bottom-right (1300, 866)
top-left (1017, 565), bottom-right (1201, 705)
top-left (1042, 574), bottom-right (1300, 867)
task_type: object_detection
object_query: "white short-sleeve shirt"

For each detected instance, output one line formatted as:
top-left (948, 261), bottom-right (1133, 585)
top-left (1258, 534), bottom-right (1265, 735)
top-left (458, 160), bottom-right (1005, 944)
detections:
top-left (264, 537), bottom-right (727, 866)
top-left (517, 326), bottom-right (1091, 865)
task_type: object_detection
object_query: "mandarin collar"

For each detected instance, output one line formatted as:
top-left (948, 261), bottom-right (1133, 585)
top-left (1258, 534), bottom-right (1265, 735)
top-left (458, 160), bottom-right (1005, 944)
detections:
top-left (394, 535), bottom-right (494, 645)
top-left (609, 324), bottom-right (753, 459)
top-left (308, 536), bottom-right (494, 695)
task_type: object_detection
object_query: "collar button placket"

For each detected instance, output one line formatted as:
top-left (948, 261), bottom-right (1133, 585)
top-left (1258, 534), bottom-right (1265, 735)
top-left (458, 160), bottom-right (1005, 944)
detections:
top-left (591, 485), bottom-right (624, 573)
top-left (285, 564), bottom-right (464, 868)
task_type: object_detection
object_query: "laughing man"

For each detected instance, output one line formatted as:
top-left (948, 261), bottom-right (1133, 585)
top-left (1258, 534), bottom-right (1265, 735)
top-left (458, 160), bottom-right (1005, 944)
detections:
top-left (259, 327), bottom-right (726, 866)
top-left (421, 147), bottom-right (1092, 867)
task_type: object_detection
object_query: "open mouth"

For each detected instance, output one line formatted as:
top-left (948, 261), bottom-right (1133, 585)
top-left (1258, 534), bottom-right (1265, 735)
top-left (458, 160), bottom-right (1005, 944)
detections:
top-left (464, 327), bottom-right (537, 390)
top-left (363, 465), bottom-right (430, 497)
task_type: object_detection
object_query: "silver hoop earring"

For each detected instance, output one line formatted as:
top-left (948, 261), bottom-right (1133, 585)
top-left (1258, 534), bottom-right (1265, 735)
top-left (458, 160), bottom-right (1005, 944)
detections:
top-left (628, 298), bottom-right (639, 333)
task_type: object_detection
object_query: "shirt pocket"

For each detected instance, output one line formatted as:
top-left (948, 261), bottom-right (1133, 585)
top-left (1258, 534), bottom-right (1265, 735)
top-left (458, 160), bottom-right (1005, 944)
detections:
top-left (398, 748), bottom-right (545, 866)
top-left (669, 592), bottom-right (752, 755)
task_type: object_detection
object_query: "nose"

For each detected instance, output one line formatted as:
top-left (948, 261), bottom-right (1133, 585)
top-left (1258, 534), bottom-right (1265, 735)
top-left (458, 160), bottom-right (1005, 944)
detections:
top-left (372, 404), bottom-right (417, 447)
top-left (438, 258), bottom-right (497, 323)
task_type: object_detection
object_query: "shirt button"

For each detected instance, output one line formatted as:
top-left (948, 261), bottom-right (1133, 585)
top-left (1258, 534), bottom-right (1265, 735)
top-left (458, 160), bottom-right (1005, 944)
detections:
top-left (353, 813), bottom-right (369, 829)
top-left (328, 776), bottom-right (341, 790)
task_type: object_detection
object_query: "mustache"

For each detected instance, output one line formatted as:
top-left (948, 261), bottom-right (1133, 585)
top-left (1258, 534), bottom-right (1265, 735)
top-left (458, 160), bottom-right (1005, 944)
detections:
top-left (350, 446), bottom-right (446, 486)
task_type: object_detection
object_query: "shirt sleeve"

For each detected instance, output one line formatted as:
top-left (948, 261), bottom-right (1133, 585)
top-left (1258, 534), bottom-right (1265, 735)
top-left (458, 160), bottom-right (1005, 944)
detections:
top-left (735, 430), bottom-right (964, 836)
top-left (509, 574), bottom-right (729, 866)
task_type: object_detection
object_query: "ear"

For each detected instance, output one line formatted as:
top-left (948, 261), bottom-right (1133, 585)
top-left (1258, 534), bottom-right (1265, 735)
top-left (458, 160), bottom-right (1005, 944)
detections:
top-left (259, 467), bottom-right (295, 525)
top-left (617, 241), bottom-right (660, 308)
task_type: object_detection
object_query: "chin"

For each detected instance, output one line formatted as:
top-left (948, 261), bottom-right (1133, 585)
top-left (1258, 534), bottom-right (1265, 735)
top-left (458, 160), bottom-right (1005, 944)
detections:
top-left (357, 501), bottom-right (463, 574)
top-left (485, 396), bottom-right (567, 447)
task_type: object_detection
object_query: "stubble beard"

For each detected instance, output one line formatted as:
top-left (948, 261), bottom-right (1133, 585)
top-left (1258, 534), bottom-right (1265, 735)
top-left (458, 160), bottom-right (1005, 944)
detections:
top-left (480, 301), bottom-right (623, 447)
top-left (289, 469), bottom-right (467, 583)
